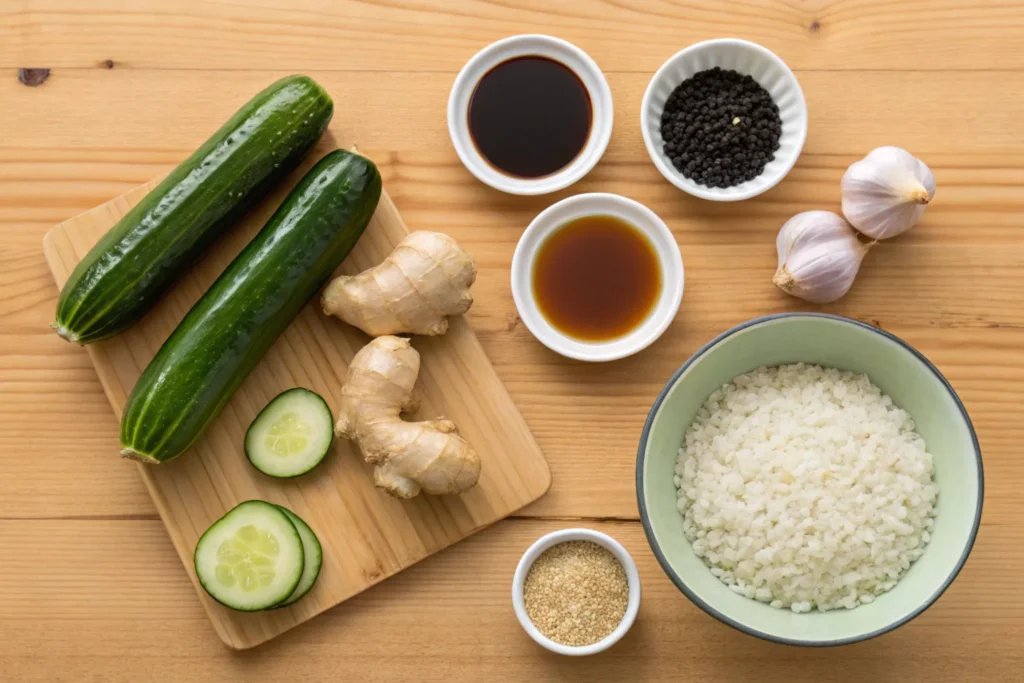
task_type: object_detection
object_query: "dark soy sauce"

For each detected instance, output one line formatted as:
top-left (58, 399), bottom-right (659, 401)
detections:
top-left (532, 215), bottom-right (662, 341)
top-left (468, 56), bottom-right (592, 178)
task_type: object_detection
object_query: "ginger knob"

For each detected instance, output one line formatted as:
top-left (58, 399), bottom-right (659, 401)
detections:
top-left (335, 336), bottom-right (481, 499)
top-left (322, 231), bottom-right (476, 337)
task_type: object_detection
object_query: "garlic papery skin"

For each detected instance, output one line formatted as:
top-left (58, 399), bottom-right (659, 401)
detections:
top-left (841, 146), bottom-right (936, 240)
top-left (773, 211), bottom-right (872, 304)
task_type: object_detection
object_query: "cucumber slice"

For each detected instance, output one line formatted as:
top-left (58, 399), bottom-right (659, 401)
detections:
top-left (245, 388), bottom-right (334, 478)
top-left (274, 506), bottom-right (322, 606)
top-left (194, 501), bottom-right (304, 611)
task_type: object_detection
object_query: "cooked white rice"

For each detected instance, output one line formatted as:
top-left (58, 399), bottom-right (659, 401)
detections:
top-left (674, 363), bottom-right (937, 612)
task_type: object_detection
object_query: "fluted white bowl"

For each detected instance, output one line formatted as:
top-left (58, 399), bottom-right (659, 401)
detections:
top-left (641, 39), bottom-right (807, 201)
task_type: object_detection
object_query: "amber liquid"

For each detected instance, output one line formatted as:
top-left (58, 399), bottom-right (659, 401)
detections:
top-left (468, 56), bottom-right (592, 178)
top-left (532, 215), bottom-right (662, 341)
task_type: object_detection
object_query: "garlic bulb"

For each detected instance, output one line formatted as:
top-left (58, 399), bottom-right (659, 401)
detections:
top-left (841, 146), bottom-right (935, 240)
top-left (773, 211), bottom-right (871, 304)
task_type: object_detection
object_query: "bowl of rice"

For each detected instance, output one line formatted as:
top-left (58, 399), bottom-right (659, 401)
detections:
top-left (636, 313), bottom-right (983, 646)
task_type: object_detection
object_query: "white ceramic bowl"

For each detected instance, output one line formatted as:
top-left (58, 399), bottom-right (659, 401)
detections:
top-left (641, 39), bottom-right (808, 201)
top-left (447, 34), bottom-right (614, 195)
top-left (512, 528), bottom-right (642, 656)
top-left (511, 193), bottom-right (684, 362)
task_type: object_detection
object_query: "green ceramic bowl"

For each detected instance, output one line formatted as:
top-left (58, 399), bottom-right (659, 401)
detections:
top-left (637, 313), bottom-right (983, 646)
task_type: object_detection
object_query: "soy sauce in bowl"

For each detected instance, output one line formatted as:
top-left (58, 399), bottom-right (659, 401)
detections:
top-left (468, 56), bottom-right (592, 178)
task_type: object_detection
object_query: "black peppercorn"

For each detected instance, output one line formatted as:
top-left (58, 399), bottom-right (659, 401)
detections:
top-left (659, 68), bottom-right (783, 188)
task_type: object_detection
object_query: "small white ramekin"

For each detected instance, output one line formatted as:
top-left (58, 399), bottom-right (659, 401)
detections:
top-left (512, 528), bottom-right (642, 656)
top-left (511, 193), bottom-right (684, 362)
top-left (447, 34), bottom-right (614, 195)
top-left (641, 38), bottom-right (808, 201)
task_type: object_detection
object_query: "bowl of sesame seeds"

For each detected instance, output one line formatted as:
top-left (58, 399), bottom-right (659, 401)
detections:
top-left (641, 38), bottom-right (808, 201)
top-left (512, 528), bottom-right (641, 656)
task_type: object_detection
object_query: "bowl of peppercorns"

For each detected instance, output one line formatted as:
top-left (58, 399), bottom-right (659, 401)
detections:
top-left (641, 39), bottom-right (807, 201)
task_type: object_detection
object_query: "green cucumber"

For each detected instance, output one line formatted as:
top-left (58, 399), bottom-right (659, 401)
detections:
top-left (120, 150), bottom-right (382, 464)
top-left (246, 388), bottom-right (334, 478)
top-left (274, 506), bottom-right (322, 607)
top-left (194, 500), bottom-right (304, 611)
top-left (54, 74), bottom-right (333, 344)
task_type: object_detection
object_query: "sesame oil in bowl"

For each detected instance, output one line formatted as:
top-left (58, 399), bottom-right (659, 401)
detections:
top-left (532, 215), bottom-right (662, 342)
top-left (511, 193), bottom-right (684, 362)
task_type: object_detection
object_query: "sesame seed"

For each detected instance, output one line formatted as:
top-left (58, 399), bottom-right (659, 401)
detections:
top-left (522, 541), bottom-right (629, 647)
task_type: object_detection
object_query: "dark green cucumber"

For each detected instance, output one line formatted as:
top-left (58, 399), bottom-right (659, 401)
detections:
top-left (54, 75), bottom-right (333, 344)
top-left (120, 150), bottom-right (382, 463)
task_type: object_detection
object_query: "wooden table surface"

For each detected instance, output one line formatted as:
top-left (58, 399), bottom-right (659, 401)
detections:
top-left (2, 1), bottom-right (1022, 681)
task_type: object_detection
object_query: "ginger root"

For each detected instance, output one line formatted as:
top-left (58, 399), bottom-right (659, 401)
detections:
top-left (335, 335), bottom-right (481, 498)
top-left (322, 231), bottom-right (476, 337)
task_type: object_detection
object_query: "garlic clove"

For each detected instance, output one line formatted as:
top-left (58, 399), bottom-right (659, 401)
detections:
top-left (841, 146), bottom-right (936, 240)
top-left (773, 210), bottom-right (872, 304)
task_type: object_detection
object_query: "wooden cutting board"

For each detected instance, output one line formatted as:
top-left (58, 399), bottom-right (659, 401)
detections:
top-left (41, 154), bottom-right (551, 650)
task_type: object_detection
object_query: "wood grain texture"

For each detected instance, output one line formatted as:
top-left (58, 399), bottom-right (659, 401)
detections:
top-left (5, 145), bottom-right (1022, 520)
top-left (1, 519), bottom-right (1021, 683)
top-left (2, 0), bottom-right (1024, 678)
top-left (41, 161), bottom-right (551, 648)
top-left (4, 0), bottom-right (1024, 71)
top-left (4, 70), bottom-right (1024, 157)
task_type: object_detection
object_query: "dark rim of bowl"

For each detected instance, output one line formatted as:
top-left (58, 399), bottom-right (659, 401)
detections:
top-left (635, 312), bottom-right (985, 647)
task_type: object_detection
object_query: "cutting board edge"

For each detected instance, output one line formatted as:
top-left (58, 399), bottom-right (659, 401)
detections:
top-left (44, 217), bottom-right (242, 643)
top-left (217, 487), bottom-right (549, 650)
top-left (40, 181), bottom-right (552, 650)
